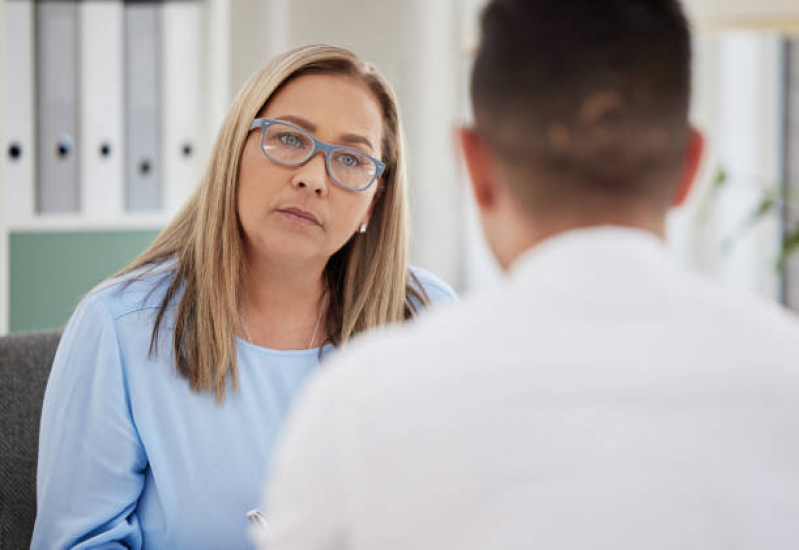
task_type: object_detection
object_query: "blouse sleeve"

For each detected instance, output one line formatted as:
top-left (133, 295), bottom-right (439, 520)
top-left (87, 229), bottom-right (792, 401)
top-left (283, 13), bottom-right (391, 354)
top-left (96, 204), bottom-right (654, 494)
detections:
top-left (409, 266), bottom-right (458, 310)
top-left (31, 295), bottom-right (147, 550)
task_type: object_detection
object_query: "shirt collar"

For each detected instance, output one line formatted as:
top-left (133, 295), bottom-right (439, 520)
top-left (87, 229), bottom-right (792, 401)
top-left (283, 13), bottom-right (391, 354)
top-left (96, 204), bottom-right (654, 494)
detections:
top-left (509, 226), bottom-right (673, 284)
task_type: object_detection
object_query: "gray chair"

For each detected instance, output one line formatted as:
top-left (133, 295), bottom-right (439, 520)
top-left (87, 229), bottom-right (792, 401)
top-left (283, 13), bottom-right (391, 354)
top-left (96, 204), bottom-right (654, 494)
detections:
top-left (0, 330), bottom-right (61, 549)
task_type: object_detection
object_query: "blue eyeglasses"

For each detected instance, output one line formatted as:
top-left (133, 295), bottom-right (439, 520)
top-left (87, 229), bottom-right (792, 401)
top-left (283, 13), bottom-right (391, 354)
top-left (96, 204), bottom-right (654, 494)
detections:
top-left (249, 118), bottom-right (385, 192)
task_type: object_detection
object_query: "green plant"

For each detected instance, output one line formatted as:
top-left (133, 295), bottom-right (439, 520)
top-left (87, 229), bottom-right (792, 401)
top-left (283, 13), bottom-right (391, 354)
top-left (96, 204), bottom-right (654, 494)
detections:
top-left (701, 167), bottom-right (799, 269)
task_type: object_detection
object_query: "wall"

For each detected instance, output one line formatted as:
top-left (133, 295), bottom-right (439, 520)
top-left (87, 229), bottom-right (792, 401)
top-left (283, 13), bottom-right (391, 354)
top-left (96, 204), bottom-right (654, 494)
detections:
top-left (685, 0), bottom-right (799, 30)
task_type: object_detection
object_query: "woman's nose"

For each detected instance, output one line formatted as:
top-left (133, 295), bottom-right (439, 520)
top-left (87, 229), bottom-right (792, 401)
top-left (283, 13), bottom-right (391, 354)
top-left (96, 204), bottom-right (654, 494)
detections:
top-left (291, 152), bottom-right (328, 196)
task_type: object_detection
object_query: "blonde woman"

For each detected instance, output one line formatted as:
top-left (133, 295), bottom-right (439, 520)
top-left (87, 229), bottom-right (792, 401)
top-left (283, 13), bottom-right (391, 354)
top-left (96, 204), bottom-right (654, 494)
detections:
top-left (32, 45), bottom-right (455, 550)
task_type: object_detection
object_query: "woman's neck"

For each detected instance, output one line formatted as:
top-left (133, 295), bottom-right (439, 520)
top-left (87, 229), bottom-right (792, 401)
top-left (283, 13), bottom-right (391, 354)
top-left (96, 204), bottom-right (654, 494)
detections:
top-left (239, 253), bottom-right (327, 350)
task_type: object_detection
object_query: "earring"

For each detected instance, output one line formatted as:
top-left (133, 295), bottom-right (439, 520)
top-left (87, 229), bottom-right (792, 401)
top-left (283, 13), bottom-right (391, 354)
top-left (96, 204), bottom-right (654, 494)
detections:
top-left (358, 223), bottom-right (367, 234)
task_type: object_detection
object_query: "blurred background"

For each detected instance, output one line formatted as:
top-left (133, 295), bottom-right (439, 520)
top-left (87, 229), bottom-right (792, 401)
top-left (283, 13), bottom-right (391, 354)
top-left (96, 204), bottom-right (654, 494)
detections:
top-left (1, 0), bottom-right (798, 334)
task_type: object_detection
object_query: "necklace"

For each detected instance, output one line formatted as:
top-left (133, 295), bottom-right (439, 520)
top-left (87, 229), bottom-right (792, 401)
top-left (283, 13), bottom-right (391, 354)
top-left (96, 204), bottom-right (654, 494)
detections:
top-left (240, 292), bottom-right (327, 349)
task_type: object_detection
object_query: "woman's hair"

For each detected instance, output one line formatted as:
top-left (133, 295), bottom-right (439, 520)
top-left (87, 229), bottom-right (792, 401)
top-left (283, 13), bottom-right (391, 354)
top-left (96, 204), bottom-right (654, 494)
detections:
top-left (117, 44), bottom-right (426, 401)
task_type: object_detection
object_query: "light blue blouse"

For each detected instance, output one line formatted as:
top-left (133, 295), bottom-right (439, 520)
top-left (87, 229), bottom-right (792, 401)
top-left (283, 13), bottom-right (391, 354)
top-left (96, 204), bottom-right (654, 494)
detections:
top-left (31, 263), bottom-right (456, 550)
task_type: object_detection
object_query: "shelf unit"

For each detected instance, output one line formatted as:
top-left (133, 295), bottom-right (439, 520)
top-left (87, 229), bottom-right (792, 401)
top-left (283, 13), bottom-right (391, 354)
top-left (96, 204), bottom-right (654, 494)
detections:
top-left (0, 0), bottom-right (294, 334)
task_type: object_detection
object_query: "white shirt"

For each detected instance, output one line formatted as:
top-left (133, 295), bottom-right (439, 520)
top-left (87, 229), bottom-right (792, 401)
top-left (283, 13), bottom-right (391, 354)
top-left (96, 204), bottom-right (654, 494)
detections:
top-left (260, 227), bottom-right (799, 550)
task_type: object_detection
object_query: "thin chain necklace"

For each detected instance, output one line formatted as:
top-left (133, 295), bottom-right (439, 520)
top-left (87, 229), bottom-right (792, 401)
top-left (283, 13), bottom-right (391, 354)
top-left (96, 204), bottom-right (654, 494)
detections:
top-left (239, 292), bottom-right (327, 349)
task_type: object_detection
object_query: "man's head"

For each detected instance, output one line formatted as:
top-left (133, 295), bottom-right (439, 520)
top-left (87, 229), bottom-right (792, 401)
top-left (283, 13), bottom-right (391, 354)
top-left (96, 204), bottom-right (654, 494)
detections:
top-left (459, 0), bottom-right (703, 268)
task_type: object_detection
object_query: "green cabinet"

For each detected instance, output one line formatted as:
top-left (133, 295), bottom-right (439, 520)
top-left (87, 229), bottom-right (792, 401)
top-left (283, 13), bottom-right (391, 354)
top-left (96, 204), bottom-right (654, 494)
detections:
top-left (9, 229), bottom-right (160, 332)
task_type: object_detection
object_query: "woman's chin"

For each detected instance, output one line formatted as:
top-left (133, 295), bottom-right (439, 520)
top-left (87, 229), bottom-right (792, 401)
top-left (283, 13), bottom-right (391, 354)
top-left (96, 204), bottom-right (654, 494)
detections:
top-left (254, 239), bottom-right (329, 266)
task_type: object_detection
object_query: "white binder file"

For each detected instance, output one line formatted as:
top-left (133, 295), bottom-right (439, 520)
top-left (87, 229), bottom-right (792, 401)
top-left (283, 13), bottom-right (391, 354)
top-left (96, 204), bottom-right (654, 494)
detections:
top-left (80, 0), bottom-right (125, 219)
top-left (3, 0), bottom-right (35, 223)
top-left (125, 1), bottom-right (162, 211)
top-left (162, 0), bottom-right (204, 216)
top-left (35, 0), bottom-right (80, 213)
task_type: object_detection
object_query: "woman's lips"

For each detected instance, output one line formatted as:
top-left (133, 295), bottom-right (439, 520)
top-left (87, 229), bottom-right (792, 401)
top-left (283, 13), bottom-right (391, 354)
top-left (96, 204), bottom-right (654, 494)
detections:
top-left (277, 207), bottom-right (321, 226)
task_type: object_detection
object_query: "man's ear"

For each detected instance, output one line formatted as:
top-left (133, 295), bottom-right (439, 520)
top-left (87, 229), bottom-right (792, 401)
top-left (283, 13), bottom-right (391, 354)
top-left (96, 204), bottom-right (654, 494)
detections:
top-left (457, 127), bottom-right (498, 210)
top-left (673, 126), bottom-right (705, 207)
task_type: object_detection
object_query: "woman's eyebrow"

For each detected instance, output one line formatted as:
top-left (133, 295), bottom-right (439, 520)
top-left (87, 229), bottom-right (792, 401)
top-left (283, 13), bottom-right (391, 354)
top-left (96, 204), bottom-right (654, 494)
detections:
top-left (275, 114), bottom-right (317, 131)
top-left (337, 133), bottom-right (374, 152)
top-left (274, 114), bottom-right (375, 152)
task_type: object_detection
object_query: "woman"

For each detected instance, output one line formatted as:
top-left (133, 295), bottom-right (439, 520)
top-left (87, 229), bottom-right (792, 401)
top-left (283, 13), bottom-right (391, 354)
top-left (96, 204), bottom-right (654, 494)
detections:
top-left (32, 45), bottom-right (455, 549)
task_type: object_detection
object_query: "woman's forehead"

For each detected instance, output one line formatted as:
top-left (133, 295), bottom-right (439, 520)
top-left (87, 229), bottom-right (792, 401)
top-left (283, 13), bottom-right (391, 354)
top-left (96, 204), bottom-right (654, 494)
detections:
top-left (262, 73), bottom-right (384, 150)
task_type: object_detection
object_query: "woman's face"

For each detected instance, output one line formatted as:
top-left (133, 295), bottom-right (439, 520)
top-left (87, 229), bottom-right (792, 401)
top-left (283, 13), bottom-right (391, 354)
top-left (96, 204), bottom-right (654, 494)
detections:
top-left (237, 73), bottom-right (384, 268)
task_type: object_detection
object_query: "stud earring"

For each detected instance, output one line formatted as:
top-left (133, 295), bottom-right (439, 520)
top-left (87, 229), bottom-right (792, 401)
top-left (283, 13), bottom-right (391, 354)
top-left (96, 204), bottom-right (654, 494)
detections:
top-left (359, 223), bottom-right (367, 234)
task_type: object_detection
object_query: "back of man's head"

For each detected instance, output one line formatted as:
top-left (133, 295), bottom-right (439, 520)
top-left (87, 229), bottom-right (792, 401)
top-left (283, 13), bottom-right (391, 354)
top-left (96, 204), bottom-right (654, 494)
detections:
top-left (471, 0), bottom-right (693, 221)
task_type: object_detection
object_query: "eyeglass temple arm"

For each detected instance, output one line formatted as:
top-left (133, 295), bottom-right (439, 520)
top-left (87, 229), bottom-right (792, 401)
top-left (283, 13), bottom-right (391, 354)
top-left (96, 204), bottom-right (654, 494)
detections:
top-left (250, 119), bottom-right (266, 131)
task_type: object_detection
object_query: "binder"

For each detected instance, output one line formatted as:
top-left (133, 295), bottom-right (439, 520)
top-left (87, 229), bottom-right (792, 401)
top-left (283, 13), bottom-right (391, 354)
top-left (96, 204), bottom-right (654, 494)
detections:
top-left (3, 0), bottom-right (35, 223)
top-left (162, 0), bottom-right (203, 216)
top-left (783, 38), bottom-right (799, 310)
top-left (35, 0), bottom-right (80, 213)
top-left (125, 1), bottom-right (162, 211)
top-left (80, 0), bottom-right (125, 219)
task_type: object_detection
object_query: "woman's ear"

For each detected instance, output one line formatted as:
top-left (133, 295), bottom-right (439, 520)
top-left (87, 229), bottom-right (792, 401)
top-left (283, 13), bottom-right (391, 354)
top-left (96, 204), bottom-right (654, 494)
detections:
top-left (361, 179), bottom-right (384, 229)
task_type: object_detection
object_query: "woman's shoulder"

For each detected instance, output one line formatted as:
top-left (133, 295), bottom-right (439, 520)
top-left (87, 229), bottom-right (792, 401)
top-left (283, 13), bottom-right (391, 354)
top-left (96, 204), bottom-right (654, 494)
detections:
top-left (408, 265), bottom-right (458, 307)
top-left (85, 258), bottom-right (179, 322)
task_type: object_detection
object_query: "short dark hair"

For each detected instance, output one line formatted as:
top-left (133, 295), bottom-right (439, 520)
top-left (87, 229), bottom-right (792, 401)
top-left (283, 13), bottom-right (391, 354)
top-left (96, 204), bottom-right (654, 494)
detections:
top-left (471, 0), bottom-right (692, 215)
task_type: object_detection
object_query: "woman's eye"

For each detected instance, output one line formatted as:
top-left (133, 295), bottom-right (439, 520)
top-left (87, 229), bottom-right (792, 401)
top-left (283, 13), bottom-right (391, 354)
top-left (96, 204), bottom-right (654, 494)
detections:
top-left (279, 133), bottom-right (304, 148)
top-left (338, 154), bottom-right (360, 167)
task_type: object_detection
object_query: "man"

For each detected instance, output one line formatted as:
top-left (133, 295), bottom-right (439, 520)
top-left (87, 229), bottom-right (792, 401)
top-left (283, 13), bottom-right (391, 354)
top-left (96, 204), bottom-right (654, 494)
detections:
top-left (259, 1), bottom-right (799, 548)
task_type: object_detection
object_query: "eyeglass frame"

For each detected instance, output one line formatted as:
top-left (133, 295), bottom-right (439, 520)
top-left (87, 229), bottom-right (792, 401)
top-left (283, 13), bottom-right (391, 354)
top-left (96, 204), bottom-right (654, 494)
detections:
top-left (248, 118), bottom-right (386, 192)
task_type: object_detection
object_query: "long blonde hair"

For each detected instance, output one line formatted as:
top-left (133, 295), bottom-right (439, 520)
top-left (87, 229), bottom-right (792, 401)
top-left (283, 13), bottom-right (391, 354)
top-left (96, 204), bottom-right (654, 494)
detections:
top-left (118, 45), bottom-right (426, 401)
